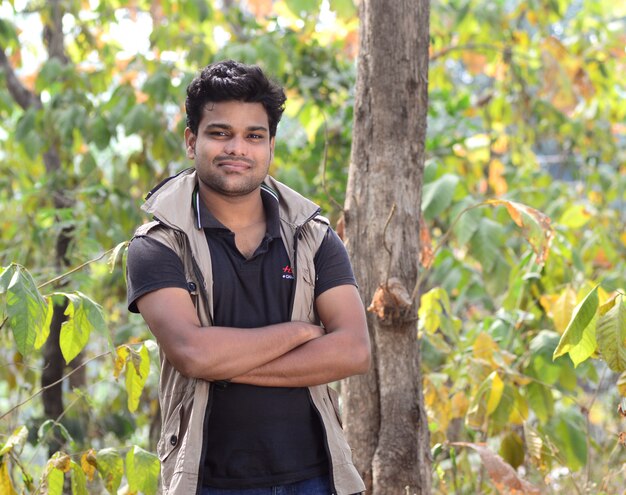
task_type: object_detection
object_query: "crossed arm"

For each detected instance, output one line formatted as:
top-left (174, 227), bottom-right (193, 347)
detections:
top-left (135, 284), bottom-right (371, 387)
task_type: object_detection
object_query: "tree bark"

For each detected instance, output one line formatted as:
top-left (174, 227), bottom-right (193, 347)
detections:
top-left (342, 1), bottom-right (432, 494)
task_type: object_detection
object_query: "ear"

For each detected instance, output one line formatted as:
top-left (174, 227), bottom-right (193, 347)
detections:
top-left (184, 127), bottom-right (196, 159)
top-left (269, 136), bottom-right (275, 161)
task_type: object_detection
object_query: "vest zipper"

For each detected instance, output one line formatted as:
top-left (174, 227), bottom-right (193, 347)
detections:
top-left (291, 210), bottom-right (336, 493)
top-left (287, 209), bottom-right (321, 317)
top-left (195, 382), bottom-right (213, 495)
top-left (307, 389), bottom-right (337, 494)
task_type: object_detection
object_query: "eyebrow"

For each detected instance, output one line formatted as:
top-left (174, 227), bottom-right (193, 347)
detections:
top-left (204, 123), bottom-right (269, 133)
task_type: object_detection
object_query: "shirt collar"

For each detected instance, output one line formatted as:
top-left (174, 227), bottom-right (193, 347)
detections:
top-left (193, 186), bottom-right (281, 238)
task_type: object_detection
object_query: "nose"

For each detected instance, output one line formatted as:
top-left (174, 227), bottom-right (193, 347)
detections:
top-left (223, 135), bottom-right (247, 156)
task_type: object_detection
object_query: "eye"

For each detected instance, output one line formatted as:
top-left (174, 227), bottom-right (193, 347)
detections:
top-left (209, 130), bottom-right (228, 137)
top-left (248, 133), bottom-right (264, 140)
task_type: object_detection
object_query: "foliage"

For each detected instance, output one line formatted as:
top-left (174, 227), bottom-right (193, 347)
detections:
top-left (0, 0), bottom-right (624, 494)
top-left (423, 0), bottom-right (626, 493)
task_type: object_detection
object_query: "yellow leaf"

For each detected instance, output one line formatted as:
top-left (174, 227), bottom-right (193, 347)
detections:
top-left (491, 134), bottom-right (509, 154)
top-left (418, 288), bottom-right (444, 334)
top-left (617, 372), bottom-right (626, 396)
top-left (486, 372), bottom-right (504, 415)
top-left (81, 449), bottom-right (97, 482)
top-left (509, 388), bottom-right (529, 424)
top-left (486, 199), bottom-right (554, 264)
top-left (0, 460), bottom-right (17, 495)
top-left (450, 391), bottom-right (469, 419)
top-left (488, 159), bottom-right (508, 196)
top-left (473, 332), bottom-right (499, 368)
top-left (423, 376), bottom-right (452, 432)
top-left (552, 287), bottom-right (578, 334)
top-left (114, 346), bottom-right (130, 379)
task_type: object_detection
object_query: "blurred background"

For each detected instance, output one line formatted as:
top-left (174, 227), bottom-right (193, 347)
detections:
top-left (0, 0), bottom-right (625, 493)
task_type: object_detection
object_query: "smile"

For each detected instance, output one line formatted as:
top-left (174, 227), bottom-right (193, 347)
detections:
top-left (217, 160), bottom-right (252, 172)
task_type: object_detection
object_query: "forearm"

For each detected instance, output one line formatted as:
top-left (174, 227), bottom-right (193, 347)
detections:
top-left (230, 329), bottom-right (370, 387)
top-left (179, 321), bottom-right (323, 381)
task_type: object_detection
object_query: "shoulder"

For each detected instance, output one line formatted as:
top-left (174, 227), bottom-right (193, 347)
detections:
top-left (132, 221), bottom-right (187, 255)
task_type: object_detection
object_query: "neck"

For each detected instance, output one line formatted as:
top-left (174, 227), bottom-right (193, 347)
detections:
top-left (198, 185), bottom-right (265, 230)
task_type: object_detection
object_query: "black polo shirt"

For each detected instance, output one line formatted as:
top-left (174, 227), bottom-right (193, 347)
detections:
top-left (126, 187), bottom-right (356, 488)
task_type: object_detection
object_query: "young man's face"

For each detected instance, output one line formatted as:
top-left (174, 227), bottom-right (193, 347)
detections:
top-left (185, 100), bottom-right (275, 198)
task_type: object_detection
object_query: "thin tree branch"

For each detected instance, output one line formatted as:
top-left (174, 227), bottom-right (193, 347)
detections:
top-left (0, 47), bottom-right (40, 110)
top-left (382, 203), bottom-right (397, 284)
top-left (0, 350), bottom-right (112, 420)
top-left (37, 245), bottom-right (120, 291)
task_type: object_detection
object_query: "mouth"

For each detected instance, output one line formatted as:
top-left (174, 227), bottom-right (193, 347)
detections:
top-left (214, 156), bottom-right (254, 172)
top-left (216, 160), bottom-right (252, 172)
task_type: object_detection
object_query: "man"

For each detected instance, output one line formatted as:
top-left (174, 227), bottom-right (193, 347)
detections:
top-left (126, 60), bottom-right (370, 495)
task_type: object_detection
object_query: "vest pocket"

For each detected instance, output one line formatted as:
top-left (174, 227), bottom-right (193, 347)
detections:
top-left (157, 400), bottom-right (185, 463)
top-left (326, 385), bottom-right (343, 428)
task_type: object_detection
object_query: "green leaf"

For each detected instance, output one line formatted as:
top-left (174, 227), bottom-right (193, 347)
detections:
top-left (125, 345), bottom-right (150, 412)
top-left (45, 468), bottom-right (64, 495)
top-left (329, 0), bottom-right (356, 18)
top-left (0, 264), bottom-right (16, 294)
top-left (58, 292), bottom-right (106, 364)
top-left (285, 0), bottom-right (320, 17)
top-left (15, 108), bottom-right (36, 142)
top-left (596, 295), bottom-right (626, 372)
top-left (96, 448), bottom-right (123, 494)
top-left (550, 408), bottom-right (587, 471)
top-left (142, 71), bottom-right (172, 101)
top-left (559, 204), bottom-right (592, 229)
top-left (451, 198), bottom-right (482, 245)
top-left (125, 446), bottom-right (160, 495)
top-left (122, 104), bottom-right (152, 135)
top-left (5, 265), bottom-right (51, 356)
top-left (37, 419), bottom-right (75, 447)
top-left (499, 431), bottom-right (525, 469)
top-left (0, 425), bottom-right (28, 456)
top-left (527, 382), bottom-right (554, 423)
top-left (553, 286), bottom-right (599, 367)
top-left (107, 241), bottom-right (128, 273)
top-left (469, 218), bottom-right (504, 273)
top-left (421, 174), bottom-right (459, 220)
top-left (90, 116), bottom-right (112, 150)
top-left (70, 461), bottom-right (88, 495)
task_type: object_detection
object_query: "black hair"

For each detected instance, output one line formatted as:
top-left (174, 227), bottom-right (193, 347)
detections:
top-left (185, 60), bottom-right (286, 137)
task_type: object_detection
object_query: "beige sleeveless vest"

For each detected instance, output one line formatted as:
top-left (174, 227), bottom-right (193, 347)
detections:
top-left (129, 169), bottom-right (365, 495)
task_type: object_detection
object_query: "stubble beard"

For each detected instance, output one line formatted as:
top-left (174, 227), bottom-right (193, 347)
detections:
top-left (197, 160), bottom-right (270, 197)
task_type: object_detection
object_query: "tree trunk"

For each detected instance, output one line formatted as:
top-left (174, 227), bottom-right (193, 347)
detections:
top-left (342, 1), bottom-right (432, 494)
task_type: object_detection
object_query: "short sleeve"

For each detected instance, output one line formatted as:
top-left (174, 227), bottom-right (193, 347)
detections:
top-left (126, 236), bottom-right (188, 313)
top-left (313, 228), bottom-right (357, 299)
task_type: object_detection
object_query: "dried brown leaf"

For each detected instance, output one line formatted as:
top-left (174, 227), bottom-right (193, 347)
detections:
top-left (367, 278), bottom-right (413, 324)
top-left (419, 217), bottom-right (434, 269)
top-left (451, 442), bottom-right (541, 494)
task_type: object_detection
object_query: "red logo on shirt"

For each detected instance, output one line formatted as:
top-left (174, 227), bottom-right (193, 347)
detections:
top-left (282, 265), bottom-right (294, 280)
